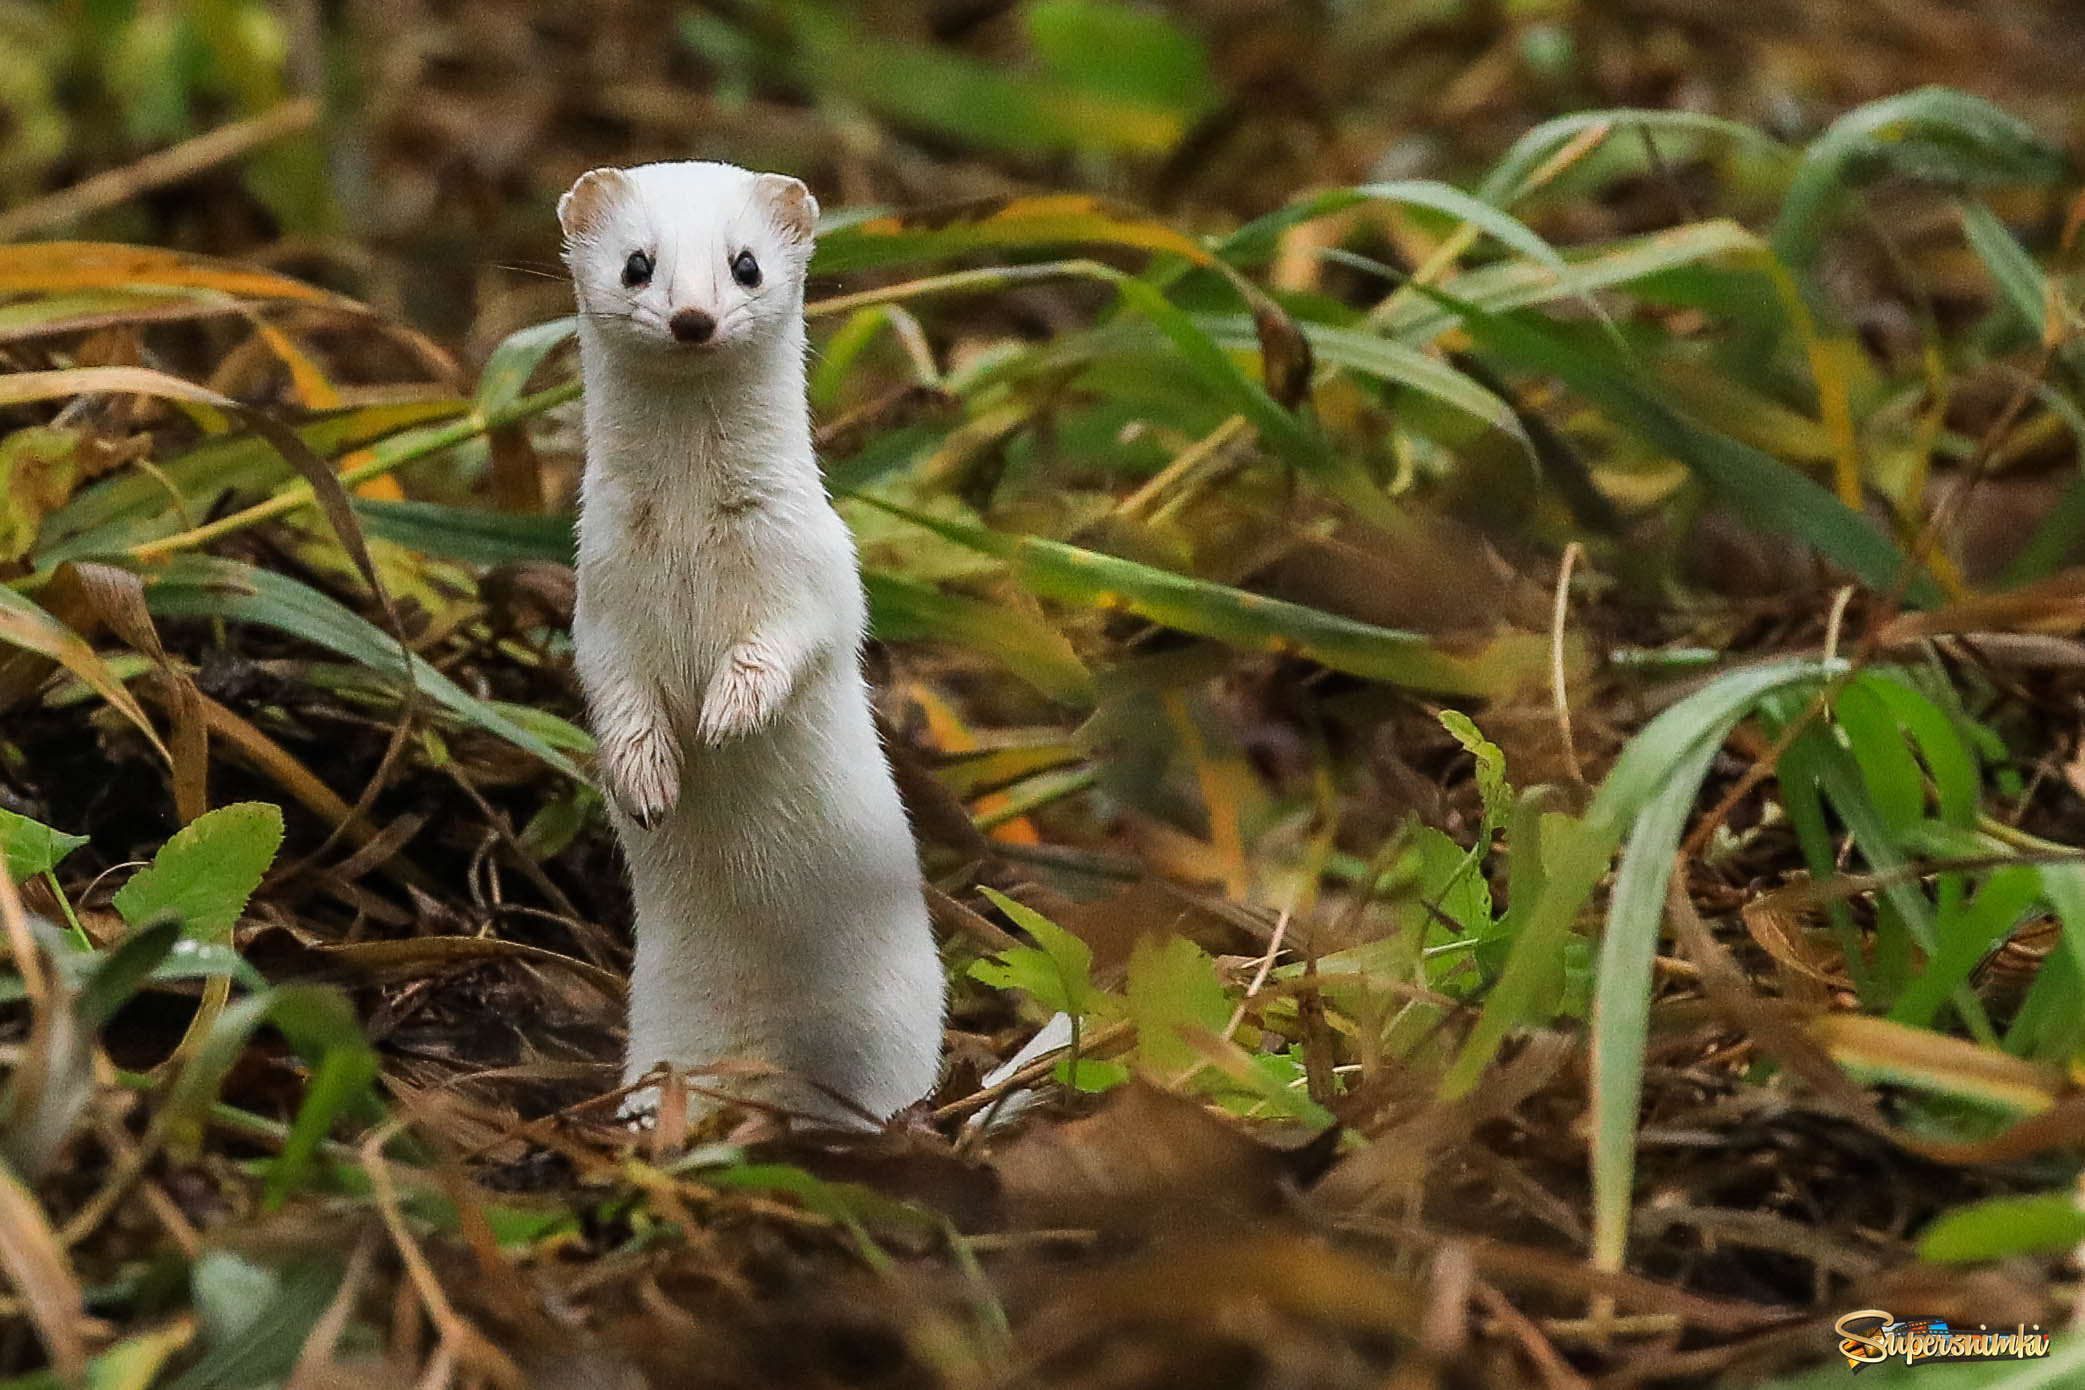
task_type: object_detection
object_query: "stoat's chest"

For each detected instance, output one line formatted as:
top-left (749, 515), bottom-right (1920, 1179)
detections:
top-left (577, 479), bottom-right (857, 721)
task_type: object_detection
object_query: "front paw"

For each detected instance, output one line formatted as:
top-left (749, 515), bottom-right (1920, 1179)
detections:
top-left (599, 720), bottom-right (681, 827)
top-left (696, 642), bottom-right (789, 745)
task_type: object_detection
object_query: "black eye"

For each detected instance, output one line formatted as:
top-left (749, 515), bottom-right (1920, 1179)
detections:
top-left (731, 249), bottom-right (761, 288)
top-left (622, 251), bottom-right (653, 288)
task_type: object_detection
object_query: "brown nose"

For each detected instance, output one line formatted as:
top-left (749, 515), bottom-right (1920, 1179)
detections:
top-left (669, 308), bottom-right (715, 343)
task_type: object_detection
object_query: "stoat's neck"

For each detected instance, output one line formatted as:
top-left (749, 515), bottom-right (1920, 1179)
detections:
top-left (576, 318), bottom-right (817, 508)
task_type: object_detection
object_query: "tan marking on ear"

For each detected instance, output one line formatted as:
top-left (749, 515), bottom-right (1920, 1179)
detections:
top-left (756, 173), bottom-right (820, 243)
top-left (558, 167), bottom-right (631, 239)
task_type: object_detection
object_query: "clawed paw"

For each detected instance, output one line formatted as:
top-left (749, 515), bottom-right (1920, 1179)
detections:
top-left (696, 643), bottom-right (789, 745)
top-left (600, 720), bottom-right (682, 826)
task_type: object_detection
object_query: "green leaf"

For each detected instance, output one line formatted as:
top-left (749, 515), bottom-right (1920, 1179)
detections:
top-left (170, 1251), bottom-right (344, 1390)
top-left (157, 984), bottom-right (378, 1162)
top-left (685, 7), bottom-right (1193, 157)
top-left (1438, 709), bottom-right (1510, 837)
top-left (1124, 934), bottom-right (1231, 1079)
top-left (0, 426), bottom-right (81, 564)
top-left (1772, 87), bottom-right (2067, 273)
top-left (970, 886), bottom-right (1098, 1020)
top-left (1586, 729), bottom-right (1729, 1277)
top-left (1024, 0), bottom-right (1216, 113)
top-left (1921, 1193), bottom-right (2085, 1264)
top-left (0, 806), bottom-right (87, 883)
top-left (111, 802), bottom-right (284, 943)
top-left (1833, 680), bottom-right (1928, 835)
top-left (36, 399), bottom-right (459, 565)
top-left (1889, 867), bottom-right (2040, 1030)
top-left (1207, 316), bottom-right (1529, 446)
top-left (352, 497), bottom-right (575, 567)
top-left (1413, 823), bottom-right (1492, 944)
top-left (848, 493), bottom-right (1548, 697)
top-left (1855, 671), bottom-right (1981, 828)
top-left (0, 928), bottom-right (264, 1010)
top-left (71, 918), bottom-right (180, 1030)
top-left (1410, 283), bottom-right (1943, 606)
top-left (475, 316), bottom-right (575, 415)
top-left (1478, 108), bottom-right (1791, 207)
top-left (1438, 660), bottom-right (1837, 1271)
top-left (864, 570), bottom-right (1094, 706)
top-left (141, 554), bottom-right (585, 779)
top-left (1374, 220), bottom-right (1764, 346)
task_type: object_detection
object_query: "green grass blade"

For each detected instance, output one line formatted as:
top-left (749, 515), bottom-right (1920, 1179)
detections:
top-left (1772, 86), bottom-right (2066, 273)
top-left (352, 498), bottom-right (576, 566)
top-left (850, 494), bottom-right (1547, 697)
top-left (863, 571), bottom-right (1094, 706)
top-left (475, 316), bottom-right (575, 414)
top-left (140, 555), bottom-right (583, 779)
top-left (1410, 282), bottom-right (1943, 604)
top-left (1445, 658), bottom-right (1831, 1092)
top-left (1376, 220), bottom-right (1764, 344)
top-left (1587, 735), bottom-right (1722, 1275)
top-left (1478, 109), bottom-right (1791, 206)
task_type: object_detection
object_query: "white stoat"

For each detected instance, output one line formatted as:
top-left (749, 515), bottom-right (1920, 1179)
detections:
top-left (557, 161), bottom-right (944, 1126)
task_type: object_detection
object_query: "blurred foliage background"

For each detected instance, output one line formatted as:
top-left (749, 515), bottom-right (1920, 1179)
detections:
top-left (9, 3), bottom-right (2085, 1388)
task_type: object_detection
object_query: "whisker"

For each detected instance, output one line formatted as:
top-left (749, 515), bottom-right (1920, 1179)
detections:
top-left (491, 261), bottom-right (570, 282)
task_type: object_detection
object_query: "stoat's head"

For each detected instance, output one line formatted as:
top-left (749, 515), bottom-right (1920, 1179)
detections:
top-left (558, 160), bottom-right (818, 364)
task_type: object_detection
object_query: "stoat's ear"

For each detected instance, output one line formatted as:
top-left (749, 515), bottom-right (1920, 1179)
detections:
top-left (558, 167), bottom-right (632, 239)
top-left (756, 173), bottom-right (819, 244)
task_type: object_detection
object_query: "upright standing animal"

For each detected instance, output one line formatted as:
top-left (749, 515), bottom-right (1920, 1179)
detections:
top-left (558, 161), bottom-right (944, 1126)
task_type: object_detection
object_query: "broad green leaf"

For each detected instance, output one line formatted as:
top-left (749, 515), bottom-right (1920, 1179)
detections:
top-left (1025, 0), bottom-right (1216, 113)
top-left (1856, 671), bottom-right (1981, 828)
top-left (1124, 933), bottom-right (1231, 1080)
top-left (71, 919), bottom-right (181, 1030)
top-left (1920, 1193), bottom-right (2085, 1264)
top-left (170, 1251), bottom-right (344, 1390)
top-left (0, 806), bottom-right (87, 883)
top-left (157, 984), bottom-right (378, 1162)
top-left (1832, 680), bottom-right (1927, 835)
top-left (111, 803), bottom-right (284, 943)
top-left (1414, 824), bottom-right (1493, 946)
top-left (0, 426), bottom-right (81, 563)
top-left (1889, 867), bottom-right (2040, 1030)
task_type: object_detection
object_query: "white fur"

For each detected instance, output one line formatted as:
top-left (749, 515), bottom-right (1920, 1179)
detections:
top-left (559, 161), bottom-right (944, 1126)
